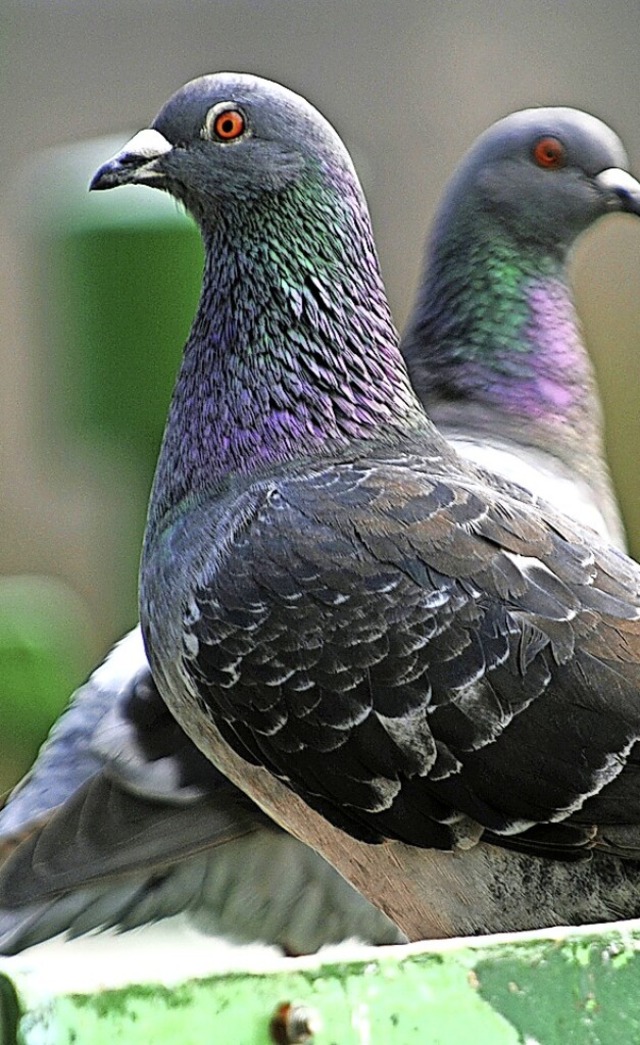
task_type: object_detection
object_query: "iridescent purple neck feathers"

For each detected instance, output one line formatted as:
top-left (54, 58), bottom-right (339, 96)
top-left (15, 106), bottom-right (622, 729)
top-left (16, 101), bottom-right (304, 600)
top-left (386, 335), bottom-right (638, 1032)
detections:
top-left (520, 278), bottom-right (588, 417)
top-left (402, 209), bottom-right (603, 464)
top-left (147, 168), bottom-right (428, 534)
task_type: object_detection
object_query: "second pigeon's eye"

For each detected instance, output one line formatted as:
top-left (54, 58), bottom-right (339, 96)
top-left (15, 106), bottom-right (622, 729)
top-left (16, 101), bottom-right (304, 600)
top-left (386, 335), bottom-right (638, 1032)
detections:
top-left (205, 105), bottom-right (247, 143)
top-left (532, 137), bottom-right (567, 169)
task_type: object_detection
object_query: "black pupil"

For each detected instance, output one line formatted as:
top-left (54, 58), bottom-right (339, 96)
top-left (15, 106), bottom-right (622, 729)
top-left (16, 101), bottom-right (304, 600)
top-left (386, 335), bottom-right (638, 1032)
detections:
top-left (221, 116), bottom-right (236, 135)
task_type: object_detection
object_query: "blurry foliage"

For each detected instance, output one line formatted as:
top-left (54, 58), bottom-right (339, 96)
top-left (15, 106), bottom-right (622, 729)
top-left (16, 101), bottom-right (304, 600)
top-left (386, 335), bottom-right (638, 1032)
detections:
top-left (51, 223), bottom-right (203, 482)
top-left (0, 576), bottom-right (94, 795)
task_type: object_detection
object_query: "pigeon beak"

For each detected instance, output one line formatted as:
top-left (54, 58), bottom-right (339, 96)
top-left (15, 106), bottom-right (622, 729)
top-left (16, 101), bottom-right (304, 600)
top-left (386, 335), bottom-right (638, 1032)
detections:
top-left (596, 167), bottom-right (640, 217)
top-left (89, 129), bottom-right (173, 191)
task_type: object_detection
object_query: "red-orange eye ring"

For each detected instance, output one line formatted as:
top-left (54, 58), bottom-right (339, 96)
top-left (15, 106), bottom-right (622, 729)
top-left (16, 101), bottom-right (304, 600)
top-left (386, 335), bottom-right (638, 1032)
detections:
top-left (211, 108), bottom-right (246, 141)
top-left (532, 136), bottom-right (566, 169)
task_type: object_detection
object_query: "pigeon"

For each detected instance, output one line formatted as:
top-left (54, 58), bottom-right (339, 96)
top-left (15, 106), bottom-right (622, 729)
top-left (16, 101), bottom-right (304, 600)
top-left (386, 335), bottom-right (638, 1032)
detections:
top-left (87, 72), bottom-right (640, 942)
top-left (0, 627), bottom-right (403, 954)
top-left (402, 106), bottom-right (636, 550)
top-left (4, 87), bottom-right (640, 951)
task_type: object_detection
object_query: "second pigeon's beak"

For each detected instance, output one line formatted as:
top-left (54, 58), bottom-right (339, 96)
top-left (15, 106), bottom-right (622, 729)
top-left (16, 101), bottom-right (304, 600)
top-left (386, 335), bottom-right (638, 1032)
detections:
top-left (90, 129), bottom-right (173, 191)
top-left (596, 167), bottom-right (640, 216)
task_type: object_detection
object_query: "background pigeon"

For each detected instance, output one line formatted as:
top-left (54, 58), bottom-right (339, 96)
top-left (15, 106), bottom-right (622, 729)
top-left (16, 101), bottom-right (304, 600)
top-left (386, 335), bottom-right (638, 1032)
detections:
top-left (90, 73), bottom-right (640, 941)
top-left (402, 106), bottom-right (640, 550)
top-left (4, 89), bottom-right (640, 951)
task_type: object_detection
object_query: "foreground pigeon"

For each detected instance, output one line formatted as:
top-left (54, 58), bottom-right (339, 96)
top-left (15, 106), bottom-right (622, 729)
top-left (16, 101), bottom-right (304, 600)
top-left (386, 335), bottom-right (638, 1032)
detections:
top-left (3, 97), bottom-right (639, 953)
top-left (0, 628), bottom-right (402, 954)
top-left (402, 107), bottom-right (638, 550)
top-left (3, 91), bottom-right (640, 957)
top-left (85, 73), bottom-right (640, 942)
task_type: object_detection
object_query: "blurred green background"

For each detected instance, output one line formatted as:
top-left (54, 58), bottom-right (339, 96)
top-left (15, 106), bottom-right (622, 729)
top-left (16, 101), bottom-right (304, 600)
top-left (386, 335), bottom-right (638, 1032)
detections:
top-left (1, 0), bottom-right (639, 793)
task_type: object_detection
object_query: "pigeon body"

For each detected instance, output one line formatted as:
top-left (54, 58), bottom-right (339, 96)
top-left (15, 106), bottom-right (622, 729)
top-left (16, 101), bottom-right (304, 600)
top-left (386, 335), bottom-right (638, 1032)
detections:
top-left (0, 628), bottom-right (402, 954)
top-left (89, 74), bottom-right (640, 940)
top-left (4, 88), bottom-right (640, 951)
top-left (401, 107), bottom-right (635, 548)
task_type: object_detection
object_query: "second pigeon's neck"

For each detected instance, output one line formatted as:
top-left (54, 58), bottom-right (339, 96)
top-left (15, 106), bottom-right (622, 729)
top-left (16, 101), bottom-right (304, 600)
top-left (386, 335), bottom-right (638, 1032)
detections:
top-left (401, 207), bottom-right (605, 468)
top-left (147, 165), bottom-right (430, 534)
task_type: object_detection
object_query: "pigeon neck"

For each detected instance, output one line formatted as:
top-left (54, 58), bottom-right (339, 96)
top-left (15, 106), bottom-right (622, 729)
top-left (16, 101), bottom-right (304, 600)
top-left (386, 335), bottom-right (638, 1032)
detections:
top-left (401, 208), bottom-right (605, 467)
top-left (147, 166), bottom-right (429, 532)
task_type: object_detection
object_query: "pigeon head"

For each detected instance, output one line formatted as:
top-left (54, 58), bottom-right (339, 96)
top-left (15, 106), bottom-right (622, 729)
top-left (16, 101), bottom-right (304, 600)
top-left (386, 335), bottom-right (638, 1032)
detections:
top-left (90, 72), bottom-right (357, 224)
top-left (443, 106), bottom-right (640, 248)
top-left (91, 74), bottom-right (428, 524)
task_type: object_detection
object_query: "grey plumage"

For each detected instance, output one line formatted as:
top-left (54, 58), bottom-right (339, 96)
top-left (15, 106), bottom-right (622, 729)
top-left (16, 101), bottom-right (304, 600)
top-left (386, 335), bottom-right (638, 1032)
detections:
top-left (4, 85), bottom-right (640, 951)
top-left (99, 74), bottom-right (640, 941)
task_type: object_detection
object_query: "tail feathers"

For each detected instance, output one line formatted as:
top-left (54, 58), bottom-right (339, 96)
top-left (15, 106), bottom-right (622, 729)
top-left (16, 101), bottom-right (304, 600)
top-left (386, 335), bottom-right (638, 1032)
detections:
top-left (0, 828), bottom-right (403, 956)
top-left (0, 882), bottom-right (147, 955)
top-left (0, 774), bottom-right (403, 955)
top-left (0, 772), bottom-right (259, 904)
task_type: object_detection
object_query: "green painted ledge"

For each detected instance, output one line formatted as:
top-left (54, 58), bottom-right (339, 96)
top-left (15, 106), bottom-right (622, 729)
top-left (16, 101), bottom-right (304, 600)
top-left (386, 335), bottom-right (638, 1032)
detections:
top-left (3, 919), bottom-right (640, 1044)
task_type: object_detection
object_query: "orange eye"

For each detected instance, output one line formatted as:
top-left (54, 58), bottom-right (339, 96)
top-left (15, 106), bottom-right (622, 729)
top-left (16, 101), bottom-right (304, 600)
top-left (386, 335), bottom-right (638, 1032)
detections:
top-left (533, 136), bottom-right (566, 169)
top-left (211, 109), bottom-right (246, 141)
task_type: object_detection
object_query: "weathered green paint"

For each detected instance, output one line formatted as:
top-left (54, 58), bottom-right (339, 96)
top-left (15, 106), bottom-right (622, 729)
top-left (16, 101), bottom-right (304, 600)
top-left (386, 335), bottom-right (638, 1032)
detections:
top-left (474, 934), bottom-right (640, 1044)
top-left (5, 921), bottom-right (640, 1043)
top-left (2, 954), bottom-right (516, 1045)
